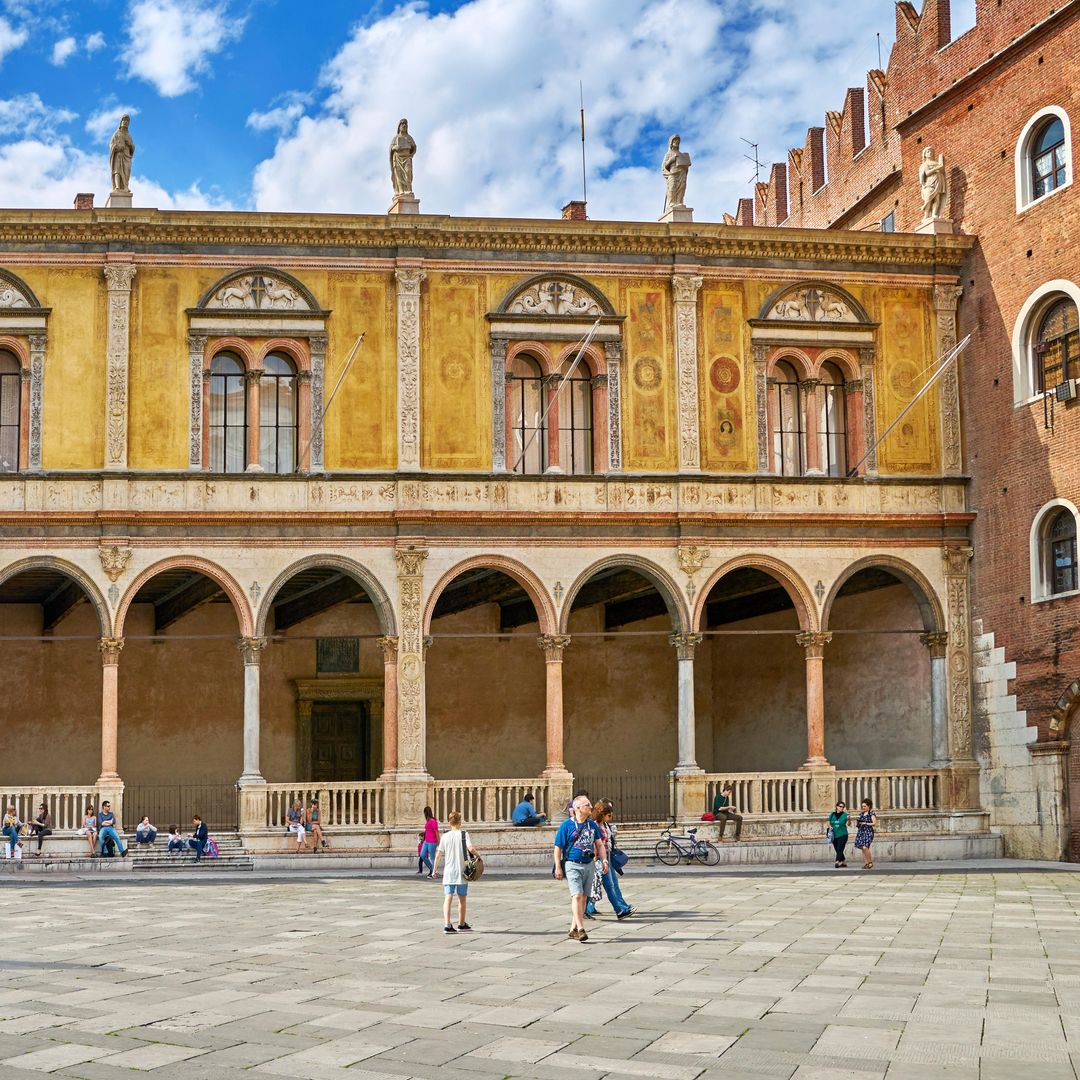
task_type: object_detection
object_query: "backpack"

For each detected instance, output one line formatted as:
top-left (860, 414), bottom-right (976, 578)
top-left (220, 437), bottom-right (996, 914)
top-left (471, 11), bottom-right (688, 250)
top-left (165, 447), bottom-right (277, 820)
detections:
top-left (204, 839), bottom-right (219, 859)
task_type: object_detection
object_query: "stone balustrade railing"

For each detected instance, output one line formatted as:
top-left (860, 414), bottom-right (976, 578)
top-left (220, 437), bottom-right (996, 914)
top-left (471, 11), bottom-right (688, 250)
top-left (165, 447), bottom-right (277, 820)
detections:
top-left (430, 778), bottom-right (552, 824)
top-left (0, 786), bottom-right (101, 831)
top-left (264, 782), bottom-right (385, 829)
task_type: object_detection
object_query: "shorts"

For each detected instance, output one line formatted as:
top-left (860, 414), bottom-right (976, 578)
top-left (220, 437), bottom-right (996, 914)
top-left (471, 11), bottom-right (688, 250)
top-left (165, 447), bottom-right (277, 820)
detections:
top-left (564, 859), bottom-right (595, 897)
top-left (444, 883), bottom-right (468, 896)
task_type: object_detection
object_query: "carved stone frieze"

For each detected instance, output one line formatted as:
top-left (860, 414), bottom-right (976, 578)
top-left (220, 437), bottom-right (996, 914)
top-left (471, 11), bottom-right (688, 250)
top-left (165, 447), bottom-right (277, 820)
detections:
top-left (103, 264), bottom-right (135, 470)
top-left (27, 333), bottom-right (45, 472)
top-left (309, 333), bottom-right (327, 472)
top-left (187, 333), bottom-right (207, 469)
top-left (395, 268), bottom-right (425, 472)
top-left (858, 347), bottom-right (878, 477)
top-left (671, 273), bottom-right (703, 472)
top-left (604, 340), bottom-right (622, 472)
top-left (395, 545), bottom-right (428, 773)
top-left (766, 285), bottom-right (859, 323)
top-left (942, 546), bottom-right (974, 761)
top-left (753, 346), bottom-right (769, 472)
top-left (933, 284), bottom-right (964, 476)
top-left (208, 273), bottom-right (310, 311)
top-left (507, 279), bottom-right (601, 316)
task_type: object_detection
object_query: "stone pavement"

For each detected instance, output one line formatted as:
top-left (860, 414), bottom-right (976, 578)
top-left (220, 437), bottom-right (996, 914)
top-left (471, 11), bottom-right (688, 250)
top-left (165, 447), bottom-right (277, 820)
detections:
top-left (1, 868), bottom-right (1079, 1079)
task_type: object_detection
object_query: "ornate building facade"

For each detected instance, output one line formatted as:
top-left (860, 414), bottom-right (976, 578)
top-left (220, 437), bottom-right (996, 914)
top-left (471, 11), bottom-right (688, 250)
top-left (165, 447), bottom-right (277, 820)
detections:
top-left (0, 206), bottom-right (1011, 856)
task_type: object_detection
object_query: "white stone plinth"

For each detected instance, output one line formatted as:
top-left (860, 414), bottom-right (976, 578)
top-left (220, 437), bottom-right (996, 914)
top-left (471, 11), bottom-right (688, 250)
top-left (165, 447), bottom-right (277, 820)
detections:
top-left (105, 190), bottom-right (132, 209)
top-left (660, 205), bottom-right (694, 223)
top-left (388, 193), bottom-right (420, 215)
top-left (915, 216), bottom-right (954, 235)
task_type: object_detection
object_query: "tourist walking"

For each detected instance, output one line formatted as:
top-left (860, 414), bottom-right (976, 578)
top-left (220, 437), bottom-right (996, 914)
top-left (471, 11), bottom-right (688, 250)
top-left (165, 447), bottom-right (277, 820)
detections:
top-left (828, 800), bottom-right (848, 868)
top-left (287, 799), bottom-right (307, 852)
top-left (711, 783), bottom-right (744, 841)
top-left (81, 805), bottom-right (97, 857)
top-left (96, 801), bottom-right (126, 857)
top-left (585, 799), bottom-right (634, 921)
top-left (854, 799), bottom-right (876, 869)
top-left (306, 799), bottom-right (327, 851)
top-left (27, 803), bottom-right (52, 855)
top-left (553, 794), bottom-right (606, 942)
top-left (431, 810), bottom-right (478, 933)
top-left (420, 806), bottom-right (439, 877)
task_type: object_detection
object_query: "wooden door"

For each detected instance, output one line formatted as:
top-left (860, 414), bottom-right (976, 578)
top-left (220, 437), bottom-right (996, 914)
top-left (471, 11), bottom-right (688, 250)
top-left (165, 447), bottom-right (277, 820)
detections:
top-left (311, 701), bottom-right (369, 781)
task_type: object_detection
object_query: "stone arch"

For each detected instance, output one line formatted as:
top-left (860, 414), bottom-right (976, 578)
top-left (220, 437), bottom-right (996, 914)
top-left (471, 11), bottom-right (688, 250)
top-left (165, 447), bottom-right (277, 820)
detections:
top-left (1050, 680), bottom-right (1080, 738)
top-left (814, 348), bottom-right (860, 381)
top-left (506, 340), bottom-right (556, 375)
top-left (560, 555), bottom-right (688, 635)
top-left (0, 267), bottom-right (44, 310)
top-left (206, 336), bottom-right (257, 370)
top-left (196, 266), bottom-right (322, 312)
top-left (555, 341), bottom-right (603, 379)
top-left (693, 554), bottom-right (816, 633)
top-left (821, 555), bottom-right (944, 634)
top-left (425, 555), bottom-right (556, 636)
top-left (758, 280), bottom-right (872, 323)
top-left (116, 556), bottom-right (253, 637)
top-left (768, 348), bottom-right (814, 380)
top-left (0, 556), bottom-right (110, 636)
top-left (256, 338), bottom-right (311, 372)
top-left (495, 272), bottom-right (616, 317)
top-left (256, 554), bottom-right (396, 638)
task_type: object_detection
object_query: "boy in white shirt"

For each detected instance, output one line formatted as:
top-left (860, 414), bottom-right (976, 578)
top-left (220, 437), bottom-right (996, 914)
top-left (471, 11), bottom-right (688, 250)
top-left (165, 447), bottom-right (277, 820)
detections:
top-left (430, 810), bottom-right (478, 934)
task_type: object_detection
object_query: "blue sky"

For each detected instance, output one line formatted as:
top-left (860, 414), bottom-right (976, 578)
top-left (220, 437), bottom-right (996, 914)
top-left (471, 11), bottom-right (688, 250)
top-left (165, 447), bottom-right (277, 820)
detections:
top-left (0, 0), bottom-right (974, 220)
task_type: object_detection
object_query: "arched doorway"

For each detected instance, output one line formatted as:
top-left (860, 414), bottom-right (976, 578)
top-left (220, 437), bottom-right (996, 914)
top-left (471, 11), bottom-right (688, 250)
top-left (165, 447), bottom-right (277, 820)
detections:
top-left (258, 558), bottom-right (395, 784)
top-left (822, 563), bottom-right (941, 769)
top-left (560, 559), bottom-right (686, 819)
top-left (0, 560), bottom-right (108, 787)
top-left (425, 562), bottom-right (549, 780)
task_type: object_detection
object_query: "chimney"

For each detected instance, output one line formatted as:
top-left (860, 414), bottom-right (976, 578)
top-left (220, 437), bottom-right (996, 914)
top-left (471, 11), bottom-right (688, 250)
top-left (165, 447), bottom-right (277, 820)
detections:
top-left (735, 198), bottom-right (754, 227)
top-left (766, 162), bottom-right (789, 224)
top-left (561, 200), bottom-right (587, 221)
top-left (74, 193), bottom-right (94, 210)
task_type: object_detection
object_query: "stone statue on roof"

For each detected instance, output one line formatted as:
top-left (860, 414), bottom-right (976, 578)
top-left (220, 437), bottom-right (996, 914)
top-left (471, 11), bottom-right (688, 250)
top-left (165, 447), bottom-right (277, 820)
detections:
top-left (390, 118), bottom-right (416, 197)
top-left (919, 147), bottom-right (947, 221)
top-left (109, 115), bottom-right (134, 194)
top-left (662, 134), bottom-right (691, 212)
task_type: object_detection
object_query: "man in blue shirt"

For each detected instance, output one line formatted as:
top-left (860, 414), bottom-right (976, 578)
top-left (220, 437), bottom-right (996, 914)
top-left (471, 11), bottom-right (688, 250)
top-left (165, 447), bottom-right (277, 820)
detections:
top-left (553, 795), bottom-right (606, 942)
top-left (96, 802), bottom-right (126, 857)
top-left (511, 793), bottom-right (546, 827)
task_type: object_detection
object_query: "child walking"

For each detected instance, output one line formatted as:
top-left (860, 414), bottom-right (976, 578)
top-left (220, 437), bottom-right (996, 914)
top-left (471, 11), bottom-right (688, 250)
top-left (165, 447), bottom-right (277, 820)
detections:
top-left (431, 810), bottom-right (478, 934)
top-left (416, 831), bottom-right (426, 875)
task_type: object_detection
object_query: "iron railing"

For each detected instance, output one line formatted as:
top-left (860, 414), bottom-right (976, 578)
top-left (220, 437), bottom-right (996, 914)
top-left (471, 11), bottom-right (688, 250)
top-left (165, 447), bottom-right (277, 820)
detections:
top-left (574, 773), bottom-right (672, 822)
top-left (123, 784), bottom-right (239, 832)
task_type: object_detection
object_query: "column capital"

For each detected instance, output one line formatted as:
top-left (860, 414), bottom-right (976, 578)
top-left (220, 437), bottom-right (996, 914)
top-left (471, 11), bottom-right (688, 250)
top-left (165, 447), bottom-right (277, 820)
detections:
top-left (943, 546), bottom-right (974, 577)
top-left (796, 631), bottom-right (832, 657)
top-left (669, 631), bottom-right (703, 660)
top-left (423, 634), bottom-right (434, 656)
top-left (243, 369), bottom-right (263, 385)
top-left (295, 369), bottom-right (313, 384)
top-left (103, 264), bottom-right (136, 291)
top-left (394, 545), bottom-right (428, 577)
top-left (99, 637), bottom-right (124, 664)
top-left (394, 266), bottom-right (427, 293)
top-left (752, 343), bottom-right (769, 365)
top-left (670, 273), bottom-right (704, 304)
top-left (602, 340), bottom-right (622, 363)
top-left (798, 378), bottom-right (821, 392)
top-left (238, 636), bottom-right (266, 664)
top-left (844, 379), bottom-right (863, 393)
top-left (859, 346), bottom-right (876, 367)
top-left (538, 633), bottom-right (571, 661)
top-left (920, 631), bottom-right (949, 658)
top-left (377, 635), bottom-right (399, 661)
top-left (19, 366), bottom-right (31, 382)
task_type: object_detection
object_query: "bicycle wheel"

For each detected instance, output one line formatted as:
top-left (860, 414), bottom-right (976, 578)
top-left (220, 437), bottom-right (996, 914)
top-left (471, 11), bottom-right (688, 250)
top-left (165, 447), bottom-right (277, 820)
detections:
top-left (654, 838), bottom-right (682, 866)
top-left (695, 841), bottom-right (721, 866)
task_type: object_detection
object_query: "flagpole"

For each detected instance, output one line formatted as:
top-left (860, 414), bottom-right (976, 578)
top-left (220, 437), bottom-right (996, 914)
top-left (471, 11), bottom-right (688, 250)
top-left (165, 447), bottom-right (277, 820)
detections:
top-left (298, 333), bottom-right (364, 471)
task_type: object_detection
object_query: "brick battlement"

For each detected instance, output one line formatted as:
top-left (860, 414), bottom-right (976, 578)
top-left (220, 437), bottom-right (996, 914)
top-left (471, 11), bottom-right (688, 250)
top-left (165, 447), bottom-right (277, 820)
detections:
top-left (737, 0), bottom-right (1072, 230)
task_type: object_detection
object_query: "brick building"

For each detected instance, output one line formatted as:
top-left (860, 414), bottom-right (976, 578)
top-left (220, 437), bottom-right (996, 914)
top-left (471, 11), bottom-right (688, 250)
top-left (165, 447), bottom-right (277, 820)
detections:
top-left (732, 0), bottom-right (1080, 858)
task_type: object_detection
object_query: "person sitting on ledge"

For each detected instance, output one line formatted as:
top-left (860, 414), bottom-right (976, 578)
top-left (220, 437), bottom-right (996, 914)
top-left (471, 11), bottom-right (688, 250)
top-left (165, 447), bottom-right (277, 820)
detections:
top-left (96, 801), bottom-right (126, 857)
top-left (27, 803), bottom-right (52, 856)
top-left (135, 817), bottom-right (157, 845)
top-left (188, 815), bottom-right (209, 862)
top-left (166, 825), bottom-right (185, 854)
top-left (512, 793), bottom-right (547, 827)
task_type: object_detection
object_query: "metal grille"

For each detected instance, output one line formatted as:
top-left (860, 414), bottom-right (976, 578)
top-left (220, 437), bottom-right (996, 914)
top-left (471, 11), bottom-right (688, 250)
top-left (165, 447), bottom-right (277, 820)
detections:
top-left (574, 774), bottom-right (671, 823)
top-left (124, 785), bottom-right (238, 832)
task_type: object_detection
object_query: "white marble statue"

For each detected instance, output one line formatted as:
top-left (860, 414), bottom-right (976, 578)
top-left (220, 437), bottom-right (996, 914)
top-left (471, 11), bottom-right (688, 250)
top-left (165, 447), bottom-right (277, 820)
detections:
top-left (109, 115), bottom-right (135, 194)
top-left (662, 134), bottom-right (691, 212)
top-left (919, 147), bottom-right (947, 221)
top-left (390, 118), bottom-right (416, 197)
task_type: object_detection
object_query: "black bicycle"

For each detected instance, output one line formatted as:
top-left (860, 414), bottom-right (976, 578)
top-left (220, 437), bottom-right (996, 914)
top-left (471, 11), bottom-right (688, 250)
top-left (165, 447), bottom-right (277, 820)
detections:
top-left (654, 826), bottom-right (721, 866)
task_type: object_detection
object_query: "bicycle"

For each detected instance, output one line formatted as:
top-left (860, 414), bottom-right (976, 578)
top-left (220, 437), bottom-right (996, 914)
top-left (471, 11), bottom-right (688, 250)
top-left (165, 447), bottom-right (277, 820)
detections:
top-left (653, 826), bottom-right (721, 866)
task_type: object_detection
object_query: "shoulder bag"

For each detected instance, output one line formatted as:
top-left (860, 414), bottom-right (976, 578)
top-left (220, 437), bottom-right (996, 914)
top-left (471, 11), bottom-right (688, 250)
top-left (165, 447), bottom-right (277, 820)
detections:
top-left (461, 831), bottom-right (484, 881)
top-left (609, 824), bottom-right (629, 875)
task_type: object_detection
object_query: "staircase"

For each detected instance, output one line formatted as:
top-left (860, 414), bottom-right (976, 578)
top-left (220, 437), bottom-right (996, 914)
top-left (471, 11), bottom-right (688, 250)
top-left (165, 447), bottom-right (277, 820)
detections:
top-left (128, 832), bottom-right (253, 872)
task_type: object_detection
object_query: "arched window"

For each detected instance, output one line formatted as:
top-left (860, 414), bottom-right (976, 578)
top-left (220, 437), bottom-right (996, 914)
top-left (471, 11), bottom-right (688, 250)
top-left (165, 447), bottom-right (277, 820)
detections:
top-left (509, 355), bottom-right (545, 475)
top-left (819, 362), bottom-right (847, 477)
top-left (771, 361), bottom-right (804, 476)
top-left (557, 358), bottom-right (593, 475)
top-left (1032, 116), bottom-right (1067, 200)
top-left (0, 350), bottom-right (20, 473)
top-left (259, 352), bottom-right (297, 473)
top-left (1045, 509), bottom-right (1078, 596)
top-left (1036, 297), bottom-right (1079, 393)
top-left (209, 352), bottom-right (246, 472)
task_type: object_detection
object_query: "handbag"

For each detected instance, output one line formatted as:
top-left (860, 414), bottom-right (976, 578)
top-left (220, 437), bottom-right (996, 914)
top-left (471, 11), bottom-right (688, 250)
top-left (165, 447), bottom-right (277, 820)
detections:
top-left (825, 826), bottom-right (833, 843)
top-left (461, 831), bottom-right (484, 881)
top-left (552, 819), bottom-right (588, 878)
top-left (610, 847), bottom-right (629, 874)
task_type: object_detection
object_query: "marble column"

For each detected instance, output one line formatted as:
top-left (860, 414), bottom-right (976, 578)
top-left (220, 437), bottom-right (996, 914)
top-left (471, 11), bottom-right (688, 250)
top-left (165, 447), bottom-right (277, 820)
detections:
top-left (238, 636), bottom-right (266, 785)
top-left (378, 635), bottom-right (399, 776)
top-left (921, 632), bottom-right (950, 766)
top-left (27, 333), bottom-right (45, 473)
top-left (490, 338), bottom-right (508, 471)
top-left (858, 347), bottom-right (879, 477)
top-left (753, 343), bottom-right (770, 472)
top-left (187, 333), bottom-right (207, 469)
top-left (244, 370), bottom-right (263, 471)
top-left (538, 635), bottom-right (571, 776)
top-left (801, 379), bottom-right (822, 474)
top-left (669, 632), bottom-right (703, 773)
top-left (603, 340), bottom-right (623, 472)
top-left (796, 631), bottom-right (832, 767)
top-left (395, 268), bottom-right (426, 472)
top-left (671, 274), bottom-right (703, 472)
top-left (97, 637), bottom-right (124, 783)
top-left (103, 264), bottom-right (136, 470)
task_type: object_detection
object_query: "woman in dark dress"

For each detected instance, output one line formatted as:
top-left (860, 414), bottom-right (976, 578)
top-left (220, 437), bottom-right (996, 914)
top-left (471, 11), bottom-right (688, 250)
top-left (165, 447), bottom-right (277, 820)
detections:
top-left (854, 798), bottom-right (877, 869)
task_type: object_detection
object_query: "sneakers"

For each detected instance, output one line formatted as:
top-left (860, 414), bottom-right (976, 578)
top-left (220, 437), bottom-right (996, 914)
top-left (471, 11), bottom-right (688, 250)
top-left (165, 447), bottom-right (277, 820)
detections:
top-left (443, 925), bottom-right (457, 934)
top-left (568, 928), bottom-right (581, 940)
top-left (616, 907), bottom-right (635, 920)
top-left (457, 923), bottom-right (472, 931)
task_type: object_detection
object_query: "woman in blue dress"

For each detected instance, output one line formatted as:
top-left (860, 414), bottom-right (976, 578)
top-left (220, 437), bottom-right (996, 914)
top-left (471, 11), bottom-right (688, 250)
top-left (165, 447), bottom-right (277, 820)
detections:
top-left (854, 798), bottom-right (877, 869)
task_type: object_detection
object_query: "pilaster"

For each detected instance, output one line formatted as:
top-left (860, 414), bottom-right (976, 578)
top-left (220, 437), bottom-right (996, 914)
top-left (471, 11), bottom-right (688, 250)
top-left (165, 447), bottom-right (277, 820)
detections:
top-left (943, 546), bottom-right (975, 765)
top-left (394, 545), bottom-right (429, 779)
top-left (490, 337), bottom-right (509, 471)
top-left (934, 284), bottom-right (964, 476)
top-left (671, 274), bottom-right (703, 472)
top-left (858, 346), bottom-right (879, 477)
top-left (103, 263), bottom-right (136, 470)
top-left (308, 333), bottom-right (327, 473)
top-left (753, 344), bottom-right (769, 472)
top-left (26, 333), bottom-right (45, 473)
top-left (187, 333), bottom-right (207, 469)
top-left (395, 267), bottom-right (426, 471)
top-left (603, 340), bottom-right (622, 472)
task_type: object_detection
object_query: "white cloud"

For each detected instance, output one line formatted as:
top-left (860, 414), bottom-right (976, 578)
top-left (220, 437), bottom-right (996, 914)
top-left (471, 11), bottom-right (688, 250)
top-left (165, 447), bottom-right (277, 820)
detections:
top-left (50, 35), bottom-right (77, 66)
top-left (85, 104), bottom-right (140, 143)
top-left (247, 92), bottom-right (311, 135)
top-left (0, 93), bottom-right (75, 138)
top-left (0, 15), bottom-right (27, 64)
top-left (250, 0), bottom-right (897, 222)
top-left (125, 0), bottom-right (246, 97)
top-left (84, 31), bottom-right (105, 53)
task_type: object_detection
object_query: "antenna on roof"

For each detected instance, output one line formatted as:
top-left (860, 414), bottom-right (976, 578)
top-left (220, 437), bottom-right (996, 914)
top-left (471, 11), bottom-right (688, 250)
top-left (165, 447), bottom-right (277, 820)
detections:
top-left (741, 137), bottom-right (763, 185)
top-left (579, 81), bottom-right (588, 212)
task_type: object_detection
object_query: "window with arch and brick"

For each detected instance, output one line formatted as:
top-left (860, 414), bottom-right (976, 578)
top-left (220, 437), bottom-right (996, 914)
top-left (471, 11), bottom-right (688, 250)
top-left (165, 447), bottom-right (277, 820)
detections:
top-left (202, 341), bottom-right (310, 474)
top-left (1012, 283), bottom-right (1080, 404)
top-left (0, 349), bottom-right (21, 472)
top-left (1016, 107), bottom-right (1072, 211)
top-left (1031, 501), bottom-right (1080, 602)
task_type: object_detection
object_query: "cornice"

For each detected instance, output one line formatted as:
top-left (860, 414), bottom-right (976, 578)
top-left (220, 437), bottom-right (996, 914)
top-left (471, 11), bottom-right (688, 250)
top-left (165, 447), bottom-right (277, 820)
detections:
top-left (0, 210), bottom-right (974, 271)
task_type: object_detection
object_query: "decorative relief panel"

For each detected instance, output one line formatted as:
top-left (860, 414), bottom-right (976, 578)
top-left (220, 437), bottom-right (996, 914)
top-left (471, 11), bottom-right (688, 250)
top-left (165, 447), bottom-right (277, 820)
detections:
top-left (206, 272), bottom-right (312, 311)
top-left (27, 333), bottom-right (45, 472)
top-left (395, 546), bottom-right (428, 774)
top-left (187, 334), bottom-right (207, 469)
top-left (943, 546), bottom-right (974, 762)
top-left (507, 279), bottom-right (602, 316)
top-left (624, 285), bottom-right (675, 471)
top-left (395, 268), bottom-right (425, 471)
top-left (103, 264), bottom-right (136, 471)
top-left (701, 287), bottom-right (752, 471)
top-left (0, 281), bottom-right (31, 308)
top-left (671, 273), bottom-right (703, 472)
top-left (933, 284), bottom-right (963, 476)
top-left (764, 285), bottom-right (861, 323)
